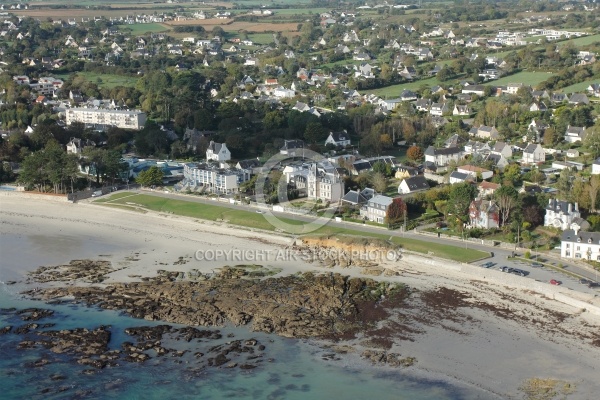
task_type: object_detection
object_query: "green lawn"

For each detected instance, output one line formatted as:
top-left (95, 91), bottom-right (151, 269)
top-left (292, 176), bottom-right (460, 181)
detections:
top-left (245, 33), bottom-right (276, 45)
top-left (369, 77), bottom-right (439, 97)
top-left (56, 72), bottom-right (139, 89)
top-left (116, 23), bottom-right (170, 35)
top-left (492, 71), bottom-right (555, 87)
top-left (96, 192), bottom-right (488, 262)
top-left (561, 79), bottom-right (598, 94)
top-left (563, 34), bottom-right (600, 47)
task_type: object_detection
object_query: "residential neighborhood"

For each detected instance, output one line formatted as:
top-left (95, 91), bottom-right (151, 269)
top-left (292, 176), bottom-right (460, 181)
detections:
top-left (0, 0), bottom-right (599, 270)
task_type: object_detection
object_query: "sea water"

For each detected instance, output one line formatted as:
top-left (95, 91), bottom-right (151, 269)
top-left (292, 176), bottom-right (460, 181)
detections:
top-left (0, 233), bottom-right (490, 400)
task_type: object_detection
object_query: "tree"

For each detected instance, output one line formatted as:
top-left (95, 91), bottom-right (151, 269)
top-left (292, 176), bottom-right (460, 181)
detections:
top-left (494, 185), bottom-right (519, 227)
top-left (136, 166), bottom-right (164, 187)
top-left (584, 124), bottom-right (600, 159)
top-left (304, 121), bottom-right (328, 144)
top-left (372, 172), bottom-right (388, 194)
top-left (589, 175), bottom-right (600, 213)
top-left (386, 197), bottom-right (407, 226)
top-left (502, 164), bottom-right (521, 186)
top-left (447, 182), bottom-right (477, 224)
top-left (406, 145), bottom-right (424, 163)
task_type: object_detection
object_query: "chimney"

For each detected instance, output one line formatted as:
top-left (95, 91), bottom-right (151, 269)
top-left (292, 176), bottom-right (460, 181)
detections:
top-left (568, 203), bottom-right (572, 213)
top-left (573, 227), bottom-right (579, 236)
top-left (575, 202), bottom-right (579, 211)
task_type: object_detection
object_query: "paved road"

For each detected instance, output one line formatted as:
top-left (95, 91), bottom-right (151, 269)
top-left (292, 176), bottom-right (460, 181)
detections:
top-left (107, 189), bottom-right (600, 295)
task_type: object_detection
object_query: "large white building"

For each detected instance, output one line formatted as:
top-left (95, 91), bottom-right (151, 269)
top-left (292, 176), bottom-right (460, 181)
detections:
top-left (206, 141), bottom-right (231, 162)
top-left (544, 199), bottom-right (583, 231)
top-left (65, 108), bottom-right (146, 130)
top-left (287, 162), bottom-right (344, 202)
top-left (183, 163), bottom-right (250, 194)
top-left (561, 229), bottom-right (600, 261)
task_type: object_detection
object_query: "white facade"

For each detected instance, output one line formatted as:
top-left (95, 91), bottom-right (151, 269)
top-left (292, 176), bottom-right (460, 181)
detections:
top-left (561, 229), bottom-right (600, 261)
top-left (183, 163), bottom-right (250, 194)
top-left (206, 141), bottom-right (231, 162)
top-left (360, 195), bottom-right (393, 224)
top-left (544, 199), bottom-right (581, 230)
top-left (65, 108), bottom-right (146, 130)
top-left (592, 158), bottom-right (600, 175)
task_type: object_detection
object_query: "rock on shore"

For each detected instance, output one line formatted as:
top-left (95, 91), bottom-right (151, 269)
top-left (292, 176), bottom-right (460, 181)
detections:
top-left (29, 272), bottom-right (408, 339)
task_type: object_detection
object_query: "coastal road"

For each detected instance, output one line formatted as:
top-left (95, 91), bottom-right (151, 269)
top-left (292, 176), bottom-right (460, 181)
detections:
top-left (105, 189), bottom-right (600, 294)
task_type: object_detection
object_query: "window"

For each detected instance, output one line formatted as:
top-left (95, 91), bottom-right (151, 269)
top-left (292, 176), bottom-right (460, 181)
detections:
top-left (575, 253), bottom-right (581, 258)
top-left (566, 243), bottom-right (570, 248)
top-left (576, 246), bottom-right (580, 251)
top-left (565, 251), bottom-right (570, 257)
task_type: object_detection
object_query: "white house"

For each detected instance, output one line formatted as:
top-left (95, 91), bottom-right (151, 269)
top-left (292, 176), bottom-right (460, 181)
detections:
top-left (449, 171), bottom-right (471, 184)
top-left (273, 86), bottom-right (295, 98)
top-left (66, 137), bottom-right (95, 155)
top-left (360, 195), bottom-right (393, 224)
top-left (206, 141), bottom-right (231, 162)
top-left (544, 199), bottom-right (582, 230)
top-left (469, 199), bottom-right (499, 229)
top-left (491, 141), bottom-right (512, 158)
top-left (457, 165), bottom-right (493, 180)
top-left (424, 146), bottom-right (463, 168)
top-left (592, 158), bottom-right (600, 175)
top-left (522, 143), bottom-right (545, 164)
top-left (398, 176), bottom-right (430, 194)
top-left (324, 130), bottom-right (351, 147)
top-left (453, 104), bottom-right (470, 116)
top-left (564, 126), bottom-right (586, 143)
top-left (560, 229), bottom-right (600, 261)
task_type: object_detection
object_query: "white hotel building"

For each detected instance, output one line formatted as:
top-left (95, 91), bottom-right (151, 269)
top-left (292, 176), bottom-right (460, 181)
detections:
top-left (183, 163), bottom-right (251, 194)
top-left (65, 108), bottom-right (147, 130)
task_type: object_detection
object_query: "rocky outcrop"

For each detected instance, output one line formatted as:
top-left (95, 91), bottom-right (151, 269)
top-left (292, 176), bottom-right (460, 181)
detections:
top-left (28, 272), bottom-right (408, 339)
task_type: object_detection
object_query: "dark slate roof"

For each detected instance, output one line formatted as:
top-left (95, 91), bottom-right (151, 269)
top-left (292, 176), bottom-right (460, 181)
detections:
top-left (424, 146), bottom-right (461, 156)
top-left (237, 159), bottom-right (261, 169)
top-left (450, 171), bottom-right (469, 181)
top-left (281, 139), bottom-right (305, 150)
top-left (341, 190), bottom-right (368, 205)
top-left (403, 175), bottom-right (430, 191)
top-left (561, 229), bottom-right (600, 243)
top-left (208, 141), bottom-right (223, 153)
top-left (329, 131), bottom-right (349, 143)
top-left (546, 199), bottom-right (573, 213)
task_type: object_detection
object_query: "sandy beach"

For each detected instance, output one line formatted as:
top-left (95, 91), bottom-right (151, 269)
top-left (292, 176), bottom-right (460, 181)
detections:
top-left (1, 193), bottom-right (599, 399)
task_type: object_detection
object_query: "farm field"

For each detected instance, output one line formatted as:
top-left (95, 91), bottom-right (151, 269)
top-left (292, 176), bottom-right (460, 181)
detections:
top-left (491, 71), bottom-right (555, 87)
top-left (116, 23), bottom-right (170, 35)
top-left (562, 34), bottom-right (600, 47)
top-left (56, 72), bottom-right (139, 89)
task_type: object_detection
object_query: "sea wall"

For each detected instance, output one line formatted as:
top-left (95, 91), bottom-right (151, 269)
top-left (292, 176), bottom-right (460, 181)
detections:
top-left (2, 190), bottom-right (67, 203)
top-left (402, 253), bottom-right (600, 317)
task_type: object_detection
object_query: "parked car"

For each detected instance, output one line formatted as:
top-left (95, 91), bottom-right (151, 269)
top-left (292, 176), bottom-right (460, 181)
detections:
top-left (579, 278), bottom-right (590, 285)
top-left (511, 268), bottom-right (528, 277)
top-left (550, 279), bottom-right (561, 285)
top-left (91, 190), bottom-right (103, 197)
top-left (531, 263), bottom-right (542, 268)
top-left (481, 262), bottom-right (494, 268)
top-left (588, 282), bottom-right (600, 288)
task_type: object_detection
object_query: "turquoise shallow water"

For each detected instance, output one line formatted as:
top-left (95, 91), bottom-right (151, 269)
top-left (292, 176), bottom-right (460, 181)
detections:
top-left (0, 233), bottom-right (490, 400)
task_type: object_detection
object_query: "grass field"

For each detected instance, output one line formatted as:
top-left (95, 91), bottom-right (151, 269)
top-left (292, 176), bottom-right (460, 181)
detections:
top-left (246, 33), bottom-right (276, 45)
top-left (96, 192), bottom-right (487, 262)
top-left (562, 34), bottom-right (600, 47)
top-left (561, 79), bottom-right (599, 94)
top-left (56, 72), bottom-right (139, 89)
top-left (369, 77), bottom-right (439, 97)
top-left (491, 71), bottom-right (555, 87)
top-left (116, 23), bottom-right (170, 35)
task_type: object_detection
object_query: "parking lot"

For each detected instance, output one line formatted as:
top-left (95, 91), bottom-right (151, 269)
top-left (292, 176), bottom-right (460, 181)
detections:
top-left (477, 258), bottom-right (600, 295)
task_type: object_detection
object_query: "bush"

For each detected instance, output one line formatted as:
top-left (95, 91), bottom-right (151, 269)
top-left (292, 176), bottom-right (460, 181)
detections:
top-left (524, 251), bottom-right (531, 259)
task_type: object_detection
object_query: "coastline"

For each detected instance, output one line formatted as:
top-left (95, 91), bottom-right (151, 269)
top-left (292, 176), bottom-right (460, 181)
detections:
top-left (2, 194), bottom-right (600, 399)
